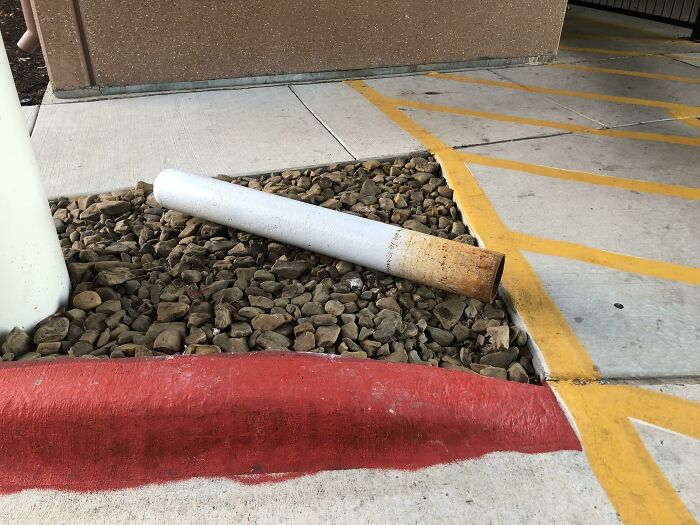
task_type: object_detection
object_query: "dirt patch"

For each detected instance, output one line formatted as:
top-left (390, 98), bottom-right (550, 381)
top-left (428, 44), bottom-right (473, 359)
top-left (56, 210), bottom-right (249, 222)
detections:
top-left (1, 158), bottom-right (536, 384)
top-left (0, 0), bottom-right (48, 104)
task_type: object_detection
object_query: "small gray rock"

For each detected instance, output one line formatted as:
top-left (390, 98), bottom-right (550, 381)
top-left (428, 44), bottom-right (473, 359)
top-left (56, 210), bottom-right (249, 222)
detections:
top-left (33, 317), bottom-right (69, 344)
top-left (251, 314), bottom-right (288, 332)
top-left (315, 325), bottom-right (341, 347)
top-left (402, 220), bottom-right (431, 234)
top-left (427, 326), bottom-right (454, 346)
top-left (2, 327), bottom-right (33, 357)
top-left (257, 331), bottom-right (291, 349)
top-left (153, 329), bottom-right (182, 354)
top-left (507, 362), bottom-right (530, 383)
top-left (157, 302), bottom-right (190, 322)
top-left (434, 299), bottom-right (465, 330)
top-left (480, 348), bottom-right (518, 369)
top-left (271, 260), bottom-right (309, 280)
top-left (294, 332), bottom-right (316, 352)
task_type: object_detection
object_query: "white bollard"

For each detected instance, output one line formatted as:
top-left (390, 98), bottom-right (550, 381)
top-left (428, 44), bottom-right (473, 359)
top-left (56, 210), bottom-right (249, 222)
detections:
top-left (0, 37), bottom-right (70, 335)
top-left (154, 169), bottom-right (505, 302)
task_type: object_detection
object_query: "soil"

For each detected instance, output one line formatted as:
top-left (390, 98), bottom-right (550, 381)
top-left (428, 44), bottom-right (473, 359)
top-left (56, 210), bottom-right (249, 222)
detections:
top-left (0, 0), bottom-right (48, 104)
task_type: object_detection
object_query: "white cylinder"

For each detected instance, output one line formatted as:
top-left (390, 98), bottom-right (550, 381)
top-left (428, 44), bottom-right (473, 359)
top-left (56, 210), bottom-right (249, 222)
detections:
top-left (154, 169), bottom-right (504, 302)
top-left (155, 169), bottom-right (400, 270)
top-left (0, 38), bottom-right (70, 335)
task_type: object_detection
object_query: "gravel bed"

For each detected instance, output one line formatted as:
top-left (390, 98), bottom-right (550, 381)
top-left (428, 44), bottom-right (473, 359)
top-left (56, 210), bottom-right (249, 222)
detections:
top-left (0, 157), bottom-right (536, 383)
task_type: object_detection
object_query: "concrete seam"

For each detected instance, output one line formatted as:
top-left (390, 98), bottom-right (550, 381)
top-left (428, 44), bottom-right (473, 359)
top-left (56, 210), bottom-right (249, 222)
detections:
top-left (454, 131), bottom-right (573, 150)
top-left (28, 105), bottom-right (39, 135)
top-left (487, 68), bottom-right (608, 127)
top-left (288, 85), bottom-right (356, 160)
top-left (70, 0), bottom-right (96, 86)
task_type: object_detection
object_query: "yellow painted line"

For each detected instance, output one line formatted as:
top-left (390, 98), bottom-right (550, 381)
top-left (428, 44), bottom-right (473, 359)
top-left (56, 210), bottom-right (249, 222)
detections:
top-left (555, 382), bottom-right (700, 524)
top-left (549, 63), bottom-right (700, 85)
top-left (559, 44), bottom-right (654, 56)
top-left (350, 77), bottom-right (700, 522)
top-left (513, 232), bottom-right (700, 287)
top-left (673, 112), bottom-right (700, 133)
top-left (386, 95), bottom-right (700, 147)
top-left (427, 71), bottom-right (700, 114)
top-left (458, 150), bottom-right (700, 201)
top-left (347, 79), bottom-right (599, 380)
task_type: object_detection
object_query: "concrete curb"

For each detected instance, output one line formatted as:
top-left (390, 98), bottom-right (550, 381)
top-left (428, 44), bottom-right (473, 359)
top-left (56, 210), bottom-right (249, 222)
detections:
top-left (0, 352), bottom-right (579, 493)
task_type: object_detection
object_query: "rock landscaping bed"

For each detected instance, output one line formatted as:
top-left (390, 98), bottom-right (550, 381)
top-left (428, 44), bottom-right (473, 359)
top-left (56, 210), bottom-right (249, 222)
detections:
top-left (1, 157), bottom-right (536, 383)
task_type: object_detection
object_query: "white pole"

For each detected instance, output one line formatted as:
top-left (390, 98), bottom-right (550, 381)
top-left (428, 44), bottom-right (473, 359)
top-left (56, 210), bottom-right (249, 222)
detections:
top-left (154, 169), bottom-right (504, 302)
top-left (0, 36), bottom-right (70, 335)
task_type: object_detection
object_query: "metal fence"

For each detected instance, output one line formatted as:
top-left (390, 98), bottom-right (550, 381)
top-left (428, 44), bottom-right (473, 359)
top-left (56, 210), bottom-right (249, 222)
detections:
top-left (569, 0), bottom-right (700, 37)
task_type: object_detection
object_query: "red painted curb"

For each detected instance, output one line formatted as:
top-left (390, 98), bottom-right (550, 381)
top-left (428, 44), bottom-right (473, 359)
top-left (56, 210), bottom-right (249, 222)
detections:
top-left (0, 353), bottom-right (579, 493)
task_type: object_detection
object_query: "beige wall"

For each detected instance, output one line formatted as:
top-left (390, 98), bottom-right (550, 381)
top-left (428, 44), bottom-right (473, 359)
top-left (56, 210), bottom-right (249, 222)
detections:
top-left (33, 0), bottom-right (567, 94)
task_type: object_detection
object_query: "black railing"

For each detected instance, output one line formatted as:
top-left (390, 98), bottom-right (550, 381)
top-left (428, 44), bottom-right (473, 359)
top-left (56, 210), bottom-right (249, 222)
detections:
top-left (569, 0), bottom-right (700, 38)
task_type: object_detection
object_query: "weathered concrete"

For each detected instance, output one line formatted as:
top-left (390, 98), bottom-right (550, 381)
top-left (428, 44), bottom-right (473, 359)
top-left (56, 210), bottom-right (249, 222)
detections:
top-left (0, 451), bottom-right (620, 524)
top-left (291, 82), bottom-right (423, 159)
top-left (469, 164), bottom-right (699, 267)
top-left (364, 72), bottom-right (598, 145)
top-left (462, 119), bottom-right (700, 188)
top-left (494, 56), bottom-right (700, 127)
top-left (31, 86), bottom-right (353, 197)
top-left (523, 253), bottom-right (700, 378)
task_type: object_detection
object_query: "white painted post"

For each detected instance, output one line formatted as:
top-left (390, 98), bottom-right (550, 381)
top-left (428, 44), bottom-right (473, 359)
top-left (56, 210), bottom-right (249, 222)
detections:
top-left (0, 36), bottom-right (70, 335)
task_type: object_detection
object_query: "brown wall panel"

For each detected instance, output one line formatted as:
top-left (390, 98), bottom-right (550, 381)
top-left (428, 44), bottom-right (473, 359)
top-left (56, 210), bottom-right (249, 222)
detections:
top-left (36, 0), bottom-right (567, 91)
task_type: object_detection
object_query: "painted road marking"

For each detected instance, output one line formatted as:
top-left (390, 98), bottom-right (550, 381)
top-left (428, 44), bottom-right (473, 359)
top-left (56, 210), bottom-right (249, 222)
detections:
top-left (512, 232), bottom-right (700, 287)
top-left (548, 63), bottom-right (700, 85)
top-left (427, 71), bottom-right (700, 114)
top-left (347, 76), bottom-right (700, 524)
top-left (384, 96), bottom-right (700, 146)
top-left (347, 79), bottom-right (599, 380)
top-left (556, 383), bottom-right (700, 524)
top-left (457, 150), bottom-right (700, 201)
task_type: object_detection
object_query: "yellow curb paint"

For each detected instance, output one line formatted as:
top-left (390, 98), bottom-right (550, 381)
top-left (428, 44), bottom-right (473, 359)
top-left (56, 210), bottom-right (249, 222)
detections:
top-left (555, 382), bottom-right (700, 525)
top-left (513, 232), bottom-right (700, 287)
top-left (348, 77), bottom-right (699, 522)
top-left (548, 63), bottom-right (700, 85)
top-left (457, 150), bottom-right (700, 201)
top-left (386, 95), bottom-right (700, 147)
top-left (427, 71), bottom-right (700, 114)
top-left (347, 79), bottom-right (599, 380)
top-left (558, 44), bottom-right (651, 56)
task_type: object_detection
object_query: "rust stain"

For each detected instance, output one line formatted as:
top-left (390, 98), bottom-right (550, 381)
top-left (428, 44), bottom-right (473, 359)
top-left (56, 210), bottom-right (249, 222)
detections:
top-left (393, 229), bottom-right (504, 302)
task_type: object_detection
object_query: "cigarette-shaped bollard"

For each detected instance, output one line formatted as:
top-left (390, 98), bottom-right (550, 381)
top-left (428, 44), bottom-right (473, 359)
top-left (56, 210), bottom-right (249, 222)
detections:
top-left (154, 170), bottom-right (505, 302)
top-left (0, 36), bottom-right (70, 335)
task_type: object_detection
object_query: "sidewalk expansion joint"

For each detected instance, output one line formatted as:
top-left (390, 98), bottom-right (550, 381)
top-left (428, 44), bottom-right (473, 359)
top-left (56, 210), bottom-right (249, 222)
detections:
top-left (288, 85), bottom-right (356, 160)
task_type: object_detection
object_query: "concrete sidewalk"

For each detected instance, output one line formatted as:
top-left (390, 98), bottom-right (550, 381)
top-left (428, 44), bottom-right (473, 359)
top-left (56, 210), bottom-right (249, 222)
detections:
top-left (14, 4), bottom-right (700, 523)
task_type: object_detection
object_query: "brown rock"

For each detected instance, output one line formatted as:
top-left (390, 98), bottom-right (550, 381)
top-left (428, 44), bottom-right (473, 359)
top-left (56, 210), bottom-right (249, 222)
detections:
top-left (154, 329), bottom-right (183, 354)
top-left (33, 317), bottom-right (69, 344)
top-left (72, 291), bottom-right (103, 310)
top-left (2, 327), bottom-right (33, 357)
top-left (157, 302), bottom-right (190, 322)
